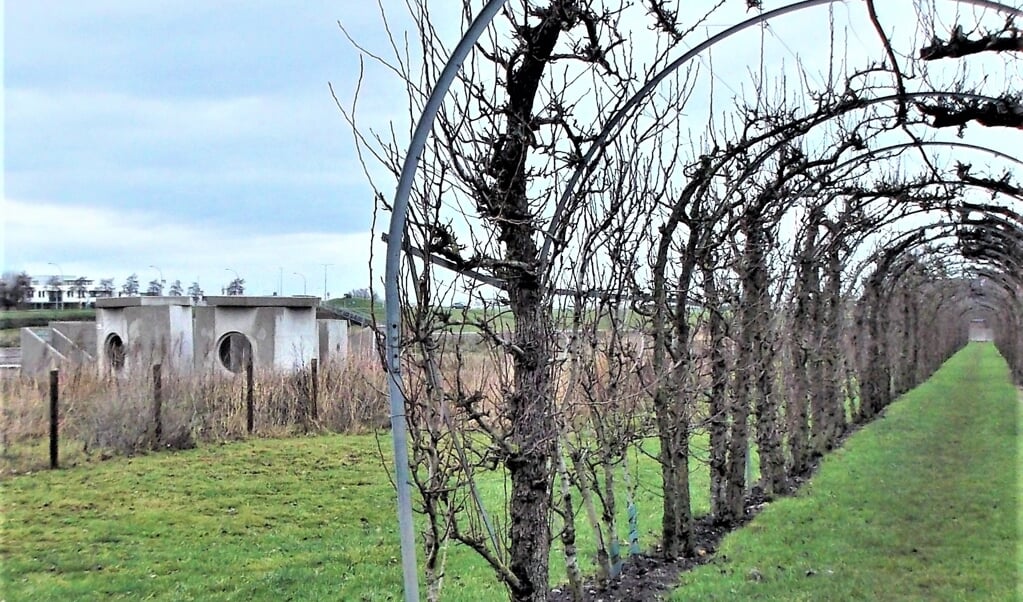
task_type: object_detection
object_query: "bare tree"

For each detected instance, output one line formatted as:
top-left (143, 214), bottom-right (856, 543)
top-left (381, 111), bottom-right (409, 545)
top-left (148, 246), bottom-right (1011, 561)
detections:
top-left (121, 273), bottom-right (140, 296)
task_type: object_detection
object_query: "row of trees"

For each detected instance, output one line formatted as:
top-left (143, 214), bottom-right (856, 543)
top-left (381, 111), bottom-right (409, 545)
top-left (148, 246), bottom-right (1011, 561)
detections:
top-left (343, 2), bottom-right (1020, 601)
top-left (113, 274), bottom-right (244, 298)
top-left (0, 272), bottom-right (247, 308)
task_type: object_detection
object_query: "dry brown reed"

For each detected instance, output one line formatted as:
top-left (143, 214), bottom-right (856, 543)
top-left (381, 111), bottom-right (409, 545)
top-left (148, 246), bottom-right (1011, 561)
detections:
top-left (0, 352), bottom-right (389, 474)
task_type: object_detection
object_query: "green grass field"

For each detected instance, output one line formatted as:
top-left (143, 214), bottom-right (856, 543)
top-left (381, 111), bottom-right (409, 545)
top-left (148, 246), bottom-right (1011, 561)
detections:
top-left (673, 342), bottom-right (1019, 600)
top-left (0, 435), bottom-right (677, 601)
top-left (0, 308), bottom-right (96, 331)
top-left (1, 343), bottom-right (1016, 600)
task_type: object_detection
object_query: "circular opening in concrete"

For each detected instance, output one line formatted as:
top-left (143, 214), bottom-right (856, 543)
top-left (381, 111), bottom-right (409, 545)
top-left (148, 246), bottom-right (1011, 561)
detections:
top-left (217, 331), bottom-right (252, 373)
top-left (105, 333), bottom-right (125, 371)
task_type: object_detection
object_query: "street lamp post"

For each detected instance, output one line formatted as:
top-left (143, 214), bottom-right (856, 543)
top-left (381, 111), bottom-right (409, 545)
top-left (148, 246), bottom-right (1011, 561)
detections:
top-left (47, 262), bottom-right (64, 310)
top-left (322, 263), bottom-right (333, 301)
top-left (225, 268), bottom-right (241, 295)
top-left (293, 272), bottom-right (307, 296)
top-left (149, 264), bottom-right (164, 295)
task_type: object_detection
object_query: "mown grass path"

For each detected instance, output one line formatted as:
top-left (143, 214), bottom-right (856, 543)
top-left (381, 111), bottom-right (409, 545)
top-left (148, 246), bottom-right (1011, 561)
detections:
top-left (673, 342), bottom-right (1019, 601)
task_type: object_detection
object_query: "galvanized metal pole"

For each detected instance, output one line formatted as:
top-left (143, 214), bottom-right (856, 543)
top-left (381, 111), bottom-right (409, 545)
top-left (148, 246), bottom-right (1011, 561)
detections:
top-left (384, 2), bottom-right (508, 601)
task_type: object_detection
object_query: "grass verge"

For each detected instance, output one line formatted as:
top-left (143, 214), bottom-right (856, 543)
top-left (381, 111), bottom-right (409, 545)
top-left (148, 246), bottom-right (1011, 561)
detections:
top-left (672, 342), bottom-right (1019, 601)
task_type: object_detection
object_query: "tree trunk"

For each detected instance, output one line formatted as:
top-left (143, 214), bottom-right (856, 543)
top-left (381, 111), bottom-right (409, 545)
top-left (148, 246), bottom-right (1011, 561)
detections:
top-left (483, 8), bottom-right (571, 599)
top-left (702, 263), bottom-right (731, 521)
top-left (786, 223), bottom-right (818, 477)
top-left (814, 243), bottom-right (845, 453)
top-left (743, 216), bottom-right (786, 495)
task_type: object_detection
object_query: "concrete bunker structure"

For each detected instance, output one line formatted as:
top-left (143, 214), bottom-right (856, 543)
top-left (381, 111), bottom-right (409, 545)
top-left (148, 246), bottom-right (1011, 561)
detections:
top-left (96, 297), bottom-right (194, 375)
top-left (194, 296), bottom-right (320, 374)
top-left (17, 296), bottom-right (351, 378)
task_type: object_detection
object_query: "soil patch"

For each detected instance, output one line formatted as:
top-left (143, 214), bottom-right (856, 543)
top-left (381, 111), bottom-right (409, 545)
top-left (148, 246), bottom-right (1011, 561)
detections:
top-left (548, 423), bottom-right (867, 601)
top-left (547, 489), bottom-right (772, 602)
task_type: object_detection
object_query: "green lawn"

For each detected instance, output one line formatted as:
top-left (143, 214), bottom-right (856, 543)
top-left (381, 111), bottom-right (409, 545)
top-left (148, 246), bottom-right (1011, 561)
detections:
top-left (0, 434), bottom-right (676, 601)
top-left (673, 342), bottom-right (1019, 601)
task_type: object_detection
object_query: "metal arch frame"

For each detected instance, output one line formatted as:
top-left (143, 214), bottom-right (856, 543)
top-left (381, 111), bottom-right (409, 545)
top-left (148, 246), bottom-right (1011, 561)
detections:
top-left (383, 3), bottom-right (507, 599)
top-left (720, 137), bottom-right (1023, 244)
top-left (842, 197), bottom-right (1023, 299)
top-left (537, 0), bottom-right (1023, 272)
top-left (784, 140), bottom-right (1023, 270)
top-left (381, 1), bottom-right (1023, 599)
top-left (548, 89), bottom-right (1023, 296)
top-left (759, 139), bottom-right (1023, 299)
top-left (844, 223), bottom-right (1023, 349)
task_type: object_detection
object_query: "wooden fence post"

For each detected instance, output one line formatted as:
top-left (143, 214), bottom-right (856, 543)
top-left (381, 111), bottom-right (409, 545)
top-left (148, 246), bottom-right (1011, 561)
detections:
top-left (310, 358), bottom-right (319, 421)
top-left (49, 369), bottom-right (59, 469)
top-left (152, 363), bottom-right (163, 448)
top-left (246, 358), bottom-right (254, 434)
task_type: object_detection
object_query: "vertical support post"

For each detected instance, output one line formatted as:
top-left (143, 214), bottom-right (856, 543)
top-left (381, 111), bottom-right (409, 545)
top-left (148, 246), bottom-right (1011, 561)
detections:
top-left (384, 5), bottom-right (509, 599)
top-left (153, 363), bottom-right (163, 447)
top-left (49, 369), bottom-right (59, 469)
top-left (246, 358), bottom-right (255, 434)
top-left (310, 358), bottom-right (319, 421)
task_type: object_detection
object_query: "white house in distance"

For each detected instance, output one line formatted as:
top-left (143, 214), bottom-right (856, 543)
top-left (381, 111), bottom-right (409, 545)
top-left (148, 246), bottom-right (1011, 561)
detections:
top-left (24, 276), bottom-right (114, 310)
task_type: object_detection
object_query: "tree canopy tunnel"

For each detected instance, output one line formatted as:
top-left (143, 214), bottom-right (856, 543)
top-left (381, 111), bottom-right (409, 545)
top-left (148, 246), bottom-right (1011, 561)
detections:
top-left (340, 1), bottom-right (1023, 600)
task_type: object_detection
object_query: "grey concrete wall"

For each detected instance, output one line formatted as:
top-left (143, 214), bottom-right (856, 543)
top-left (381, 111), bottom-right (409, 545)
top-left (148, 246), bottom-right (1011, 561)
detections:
top-left (196, 305), bottom-right (318, 373)
top-left (317, 319), bottom-right (349, 364)
top-left (192, 305), bottom-right (217, 371)
top-left (275, 307), bottom-right (317, 370)
top-left (196, 306), bottom-right (275, 373)
top-left (166, 305), bottom-right (194, 371)
top-left (19, 328), bottom-right (67, 378)
top-left (49, 321), bottom-right (97, 364)
top-left (348, 326), bottom-right (379, 360)
top-left (97, 303), bottom-right (193, 376)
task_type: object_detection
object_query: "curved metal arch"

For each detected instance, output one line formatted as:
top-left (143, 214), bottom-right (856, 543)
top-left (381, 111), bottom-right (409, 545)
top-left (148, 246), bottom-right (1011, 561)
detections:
top-left (538, 0), bottom-right (1023, 269)
top-left (708, 91), bottom-right (1020, 218)
top-left (808, 140), bottom-right (1023, 185)
top-left (383, 2), bottom-right (508, 598)
top-left (845, 220), bottom-right (1023, 300)
top-left (599, 89), bottom-right (1019, 300)
top-left (807, 173), bottom-right (1023, 295)
top-left (845, 225), bottom-right (962, 297)
top-left (583, 90), bottom-right (1021, 275)
top-left (813, 171), bottom-right (1023, 275)
top-left (718, 137), bottom-right (1023, 250)
top-left (848, 226), bottom-right (1023, 314)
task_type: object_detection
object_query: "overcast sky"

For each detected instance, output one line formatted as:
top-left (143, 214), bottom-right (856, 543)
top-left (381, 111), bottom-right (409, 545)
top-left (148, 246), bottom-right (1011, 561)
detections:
top-left (3, 1), bottom-right (1018, 297)
top-left (3, 1), bottom-right (410, 296)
